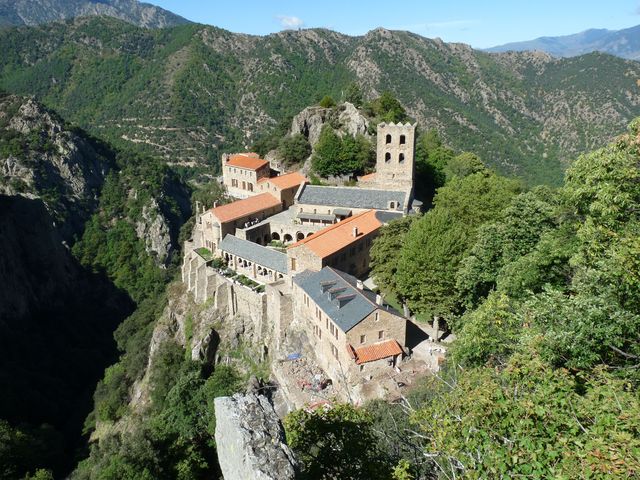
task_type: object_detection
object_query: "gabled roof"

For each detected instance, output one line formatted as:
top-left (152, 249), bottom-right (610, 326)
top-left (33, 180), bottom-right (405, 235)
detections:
top-left (297, 184), bottom-right (406, 211)
top-left (210, 193), bottom-right (280, 223)
top-left (351, 339), bottom-right (403, 364)
top-left (289, 209), bottom-right (383, 258)
top-left (293, 267), bottom-right (379, 332)
top-left (226, 154), bottom-right (269, 170)
top-left (262, 172), bottom-right (307, 190)
top-left (219, 235), bottom-right (287, 274)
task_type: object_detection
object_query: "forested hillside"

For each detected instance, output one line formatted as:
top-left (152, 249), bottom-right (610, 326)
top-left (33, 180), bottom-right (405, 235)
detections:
top-left (0, 94), bottom-right (192, 479)
top-left (1, 16), bottom-right (640, 184)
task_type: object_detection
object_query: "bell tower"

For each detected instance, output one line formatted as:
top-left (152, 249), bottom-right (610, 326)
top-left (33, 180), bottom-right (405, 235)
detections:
top-left (375, 122), bottom-right (416, 195)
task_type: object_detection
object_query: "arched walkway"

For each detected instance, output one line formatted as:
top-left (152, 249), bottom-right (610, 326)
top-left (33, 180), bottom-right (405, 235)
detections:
top-left (296, 232), bottom-right (304, 241)
top-left (271, 232), bottom-right (280, 241)
top-left (284, 233), bottom-right (293, 243)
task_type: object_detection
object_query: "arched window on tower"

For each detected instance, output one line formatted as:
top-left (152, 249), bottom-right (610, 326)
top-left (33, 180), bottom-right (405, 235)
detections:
top-left (385, 152), bottom-right (391, 163)
top-left (399, 153), bottom-right (405, 163)
top-left (400, 134), bottom-right (406, 145)
top-left (385, 134), bottom-right (392, 144)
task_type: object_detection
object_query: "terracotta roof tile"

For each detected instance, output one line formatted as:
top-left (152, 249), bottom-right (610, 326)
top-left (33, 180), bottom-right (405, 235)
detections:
top-left (358, 172), bottom-right (376, 181)
top-left (288, 209), bottom-right (382, 258)
top-left (210, 193), bottom-right (280, 223)
top-left (226, 154), bottom-right (269, 170)
top-left (353, 339), bottom-right (403, 364)
top-left (267, 172), bottom-right (308, 190)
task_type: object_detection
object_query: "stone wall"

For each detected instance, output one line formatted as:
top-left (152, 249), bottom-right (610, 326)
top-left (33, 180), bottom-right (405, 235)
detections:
top-left (374, 122), bottom-right (416, 195)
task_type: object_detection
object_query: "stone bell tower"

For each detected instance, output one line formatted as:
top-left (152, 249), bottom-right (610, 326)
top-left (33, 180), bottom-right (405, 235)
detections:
top-left (375, 122), bottom-right (416, 195)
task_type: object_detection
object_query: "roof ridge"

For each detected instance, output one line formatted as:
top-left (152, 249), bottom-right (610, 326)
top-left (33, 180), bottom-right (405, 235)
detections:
top-left (288, 209), bottom-right (374, 248)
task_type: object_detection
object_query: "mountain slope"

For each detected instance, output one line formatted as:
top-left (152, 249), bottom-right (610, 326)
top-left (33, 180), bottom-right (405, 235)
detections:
top-left (0, 0), bottom-right (189, 29)
top-left (487, 24), bottom-right (640, 60)
top-left (1, 17), bottom-right (640, 185)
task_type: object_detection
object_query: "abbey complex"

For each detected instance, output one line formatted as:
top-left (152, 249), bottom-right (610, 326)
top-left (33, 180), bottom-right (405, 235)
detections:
top-left (182, 122), bottom-right (444, 402)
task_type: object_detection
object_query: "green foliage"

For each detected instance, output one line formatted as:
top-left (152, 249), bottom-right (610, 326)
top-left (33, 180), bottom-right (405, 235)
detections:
top-left (412, 355), bottom-right (640, 479)
top-left (318, 95), bottom-right (336, 108)
top-left (311, 125), bottom-right (374, 177)
top-left (284, 404), bottom-right (394, 480)
top-left (456, 187), bottom-right (560, 308)
top-left (449, 292), bottom-right (521, 367)
top-left (413, 129), bottom-right (454, 203)
top-left (343, 82), bottom-right (363, 107)
top-left (442, 152), bottom-right (487, 180)
top-left (370, 215), bottom-right (417, 302)
top-left (366, 91), bottom-right (408, 124)
top-left (396, 172), bottom-right (520, 317)
top-left (0, 420), bottom-right (63, 480)
top-left (277, 133), bottom-right (311, 165)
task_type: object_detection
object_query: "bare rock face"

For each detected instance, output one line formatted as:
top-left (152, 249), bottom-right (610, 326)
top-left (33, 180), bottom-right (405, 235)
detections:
top-left (135, 198), bottom-right (172, 266)
top-left (214, 393), bottom-right (297, 480)
top-left (290, 101), bottom-right (370, 147)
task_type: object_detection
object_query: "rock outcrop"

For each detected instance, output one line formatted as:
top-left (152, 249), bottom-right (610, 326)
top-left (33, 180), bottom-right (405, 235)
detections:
top-left (290, 102), bottom-right (370, 147)
top-left (135, 198), bottom-right (173, 266)
top-left (214, 394), bottom-right (297, 480)
top-left (0, 95), bottom-right (113, 240)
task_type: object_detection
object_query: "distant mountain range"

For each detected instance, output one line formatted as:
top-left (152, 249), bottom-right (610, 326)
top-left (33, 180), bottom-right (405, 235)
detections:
top-left (0, 0), bottom-right (189, 29)
top-left (487, 24), bottom-right (640, 60)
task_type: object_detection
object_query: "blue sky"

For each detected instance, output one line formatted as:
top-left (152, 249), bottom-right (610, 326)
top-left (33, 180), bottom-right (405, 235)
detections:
top-left (149, 0), bottom-right (640, 48)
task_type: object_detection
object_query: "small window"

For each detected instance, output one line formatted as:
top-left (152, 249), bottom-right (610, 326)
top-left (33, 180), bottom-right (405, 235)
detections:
top-left (375, 312), bottom-right (379, 322)
top-left (360, 334), bottom-right (366, 344)
top-left (385, 134), bottom-right (392, 144)
top-left (399, 153), bottom-right (405, 163)
top-left (400, 134), bottom-right (406, 145)
top-left (389, 201), bottom-right (396, 209)
top-left (378, 330), bottom-right (384, 340)
top-left (385, 152), bottom-right (391, 163)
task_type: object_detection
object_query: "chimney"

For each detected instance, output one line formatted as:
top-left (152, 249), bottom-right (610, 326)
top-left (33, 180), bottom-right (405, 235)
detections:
top-left (356, 280), bottom-right (364, 290)
top-left (375, 294), bottom-right (383, 306)
top-left (352, 226), bottom-right (359, 237)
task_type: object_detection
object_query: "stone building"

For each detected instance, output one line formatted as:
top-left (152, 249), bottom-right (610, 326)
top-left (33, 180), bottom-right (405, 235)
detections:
top-left (196, 193), bottom-right (282, 251)
top-left (220, 234), bottom-right (288, 283)
top-left (294, 184), bottom-right (410, 216)
top-left (257, 171), bottom-right (308, 208)
top-left (287, 209), bottom-right (393, 278)
top-left (293, 267), bottom-right (407, 384)
top-left (222, 153), bottom-right (271, 199)
top-left (371, 122), bottom-right (416, 195)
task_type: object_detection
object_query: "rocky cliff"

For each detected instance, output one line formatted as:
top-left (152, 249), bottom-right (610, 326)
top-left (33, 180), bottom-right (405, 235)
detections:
top-left (215, 394), bottom-right (297, 480)
top-left (290, 101), bottom-right (370, 147)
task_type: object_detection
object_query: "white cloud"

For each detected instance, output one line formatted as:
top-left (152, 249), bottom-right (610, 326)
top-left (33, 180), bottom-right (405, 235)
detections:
top-left (277, 15), bottom-right (304, 29)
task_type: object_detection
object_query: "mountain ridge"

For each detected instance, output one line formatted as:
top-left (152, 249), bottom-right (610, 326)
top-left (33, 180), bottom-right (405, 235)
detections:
top-left (0, 0), bottom-right (190, 29)
top-left (487, 24), bottom-right (640, 60)
top-left (1, 17), bottom-right (640, 186)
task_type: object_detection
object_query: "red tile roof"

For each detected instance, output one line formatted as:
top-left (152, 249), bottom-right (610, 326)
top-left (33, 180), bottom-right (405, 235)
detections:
top-left (226, 154), bottom-right (269, 170)
top-left (210, 193), bottom-right (280, 223)
top-left (267, 172), bottom-right (308, 190)
top-left (288, 209), bottom-right (382, 258)
top-left (352, 339), bottom-right (403, 365)
top-left (358, 172), bottom-right (376, 182)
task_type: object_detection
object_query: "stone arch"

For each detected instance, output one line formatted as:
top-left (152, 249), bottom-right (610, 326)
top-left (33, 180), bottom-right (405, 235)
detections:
top-left (385, 152), bottom-right (391, 163)
top-left (306, 232), bottom-right (314, 238)
top-left (284, 233), bottom-right (293, 243)
top-left (400, 134), bottom-right (406, 145)
top-left (271, 232), bottom-right (280, 241)
top-left (385, 134), bottom-right (392, 144)
top-left (296, 232), bottom-right (304, 241)
top-left (399, 153), bottom-right (405, 163)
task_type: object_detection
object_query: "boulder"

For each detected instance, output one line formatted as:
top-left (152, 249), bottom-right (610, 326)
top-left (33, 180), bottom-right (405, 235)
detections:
top-left (214, 393), bottom-right (297, 480)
